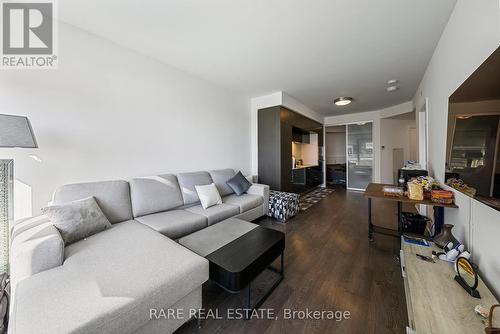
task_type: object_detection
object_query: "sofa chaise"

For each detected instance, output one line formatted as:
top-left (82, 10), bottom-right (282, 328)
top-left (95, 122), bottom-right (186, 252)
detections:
top-left (8, 169), bottom-right (269, 334)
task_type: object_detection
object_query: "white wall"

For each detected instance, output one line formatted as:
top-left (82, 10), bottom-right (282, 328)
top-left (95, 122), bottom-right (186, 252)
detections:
top-left (299, 143), bottom-right (319, 166)
top-left (324, 101), bottom-right (415, 183)
top-left (0, 23), bottom-right (251, 215)
top-left (413, 0), bottom-right (500, 298)
top-left (380, 119), bottom-right (416, 184)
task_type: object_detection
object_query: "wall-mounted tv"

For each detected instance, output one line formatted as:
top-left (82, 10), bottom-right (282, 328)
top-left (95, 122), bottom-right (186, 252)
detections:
top-left (445, 46), bottom-right (500, 211)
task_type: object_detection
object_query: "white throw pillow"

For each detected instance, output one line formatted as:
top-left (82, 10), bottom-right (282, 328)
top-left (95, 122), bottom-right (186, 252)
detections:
top-left (195, 183), bottom-right (222, 209)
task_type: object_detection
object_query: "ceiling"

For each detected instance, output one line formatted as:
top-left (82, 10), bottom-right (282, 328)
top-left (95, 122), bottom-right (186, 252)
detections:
top-left (58, 0), bottom-right (457, 116)
top-left (450, 46), bottom-right (500, 103)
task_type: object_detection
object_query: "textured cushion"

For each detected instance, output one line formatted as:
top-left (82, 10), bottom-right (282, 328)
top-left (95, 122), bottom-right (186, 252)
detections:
top-left (209, 169), bottom-right (235, 196)
top-left (195, 183), bottom-right (222, 209)
top-left (135, 210), bottom-right (207, 239)
top-left (52, 180), bottom-right (133, 224)
top-left (177, 171), bottom-right (213, 205)
top-left (130, 174), bottom-right (183, 217)
top-left (268, 190), bottom-right (300, 222)
top-left (226, 171), bottom-right (252, 196)
top-left (9, 215), bottom-right (64, 293)
top-left (185, 203), bottom-right (240, 226)
top-left (9, 220), bottom-right (209, 334)
top-left (42, 197), bottom-right (111, 245)
top-left (179, 218), bottom-right (258, 257)
top-left (222, 193), bottom-right (263, 213)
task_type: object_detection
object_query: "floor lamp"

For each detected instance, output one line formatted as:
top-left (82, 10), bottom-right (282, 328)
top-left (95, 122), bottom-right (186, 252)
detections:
top-left (0, 114), bottom-right (37, 274)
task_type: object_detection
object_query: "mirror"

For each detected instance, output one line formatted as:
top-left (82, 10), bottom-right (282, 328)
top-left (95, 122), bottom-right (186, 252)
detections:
top-left (445, 46), bottom-right (500, 211)
top-left (454, 257), bottom-right (480, 298)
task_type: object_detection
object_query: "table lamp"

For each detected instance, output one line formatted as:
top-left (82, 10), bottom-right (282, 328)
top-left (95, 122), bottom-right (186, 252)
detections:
top-left (0, 114), bottom-right (37, 274)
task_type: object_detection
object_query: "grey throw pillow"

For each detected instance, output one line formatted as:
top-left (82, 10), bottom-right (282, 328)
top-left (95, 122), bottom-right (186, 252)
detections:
top-left (42, 196), bottom-right (111, 245)
top-left (226, 171), bottom-right (252, 196)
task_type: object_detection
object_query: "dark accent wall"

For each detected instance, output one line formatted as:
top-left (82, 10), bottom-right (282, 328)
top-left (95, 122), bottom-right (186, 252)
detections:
top-left (258, 106), bottom-right (323, 193)
top-left (258, 106), bottom-right (282, 190)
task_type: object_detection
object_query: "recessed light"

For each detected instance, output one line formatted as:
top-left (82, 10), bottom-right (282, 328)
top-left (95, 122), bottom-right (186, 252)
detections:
top-left (334, 97), bottom-right (353, 106)
top-left (387, 79), bottom-right (399, 85)
top-left (386, 86), bottom-right (398, 92)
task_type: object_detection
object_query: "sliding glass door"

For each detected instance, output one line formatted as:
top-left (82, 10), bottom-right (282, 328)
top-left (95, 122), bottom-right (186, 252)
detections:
top-left (346, 122), bottom-right (373, 190)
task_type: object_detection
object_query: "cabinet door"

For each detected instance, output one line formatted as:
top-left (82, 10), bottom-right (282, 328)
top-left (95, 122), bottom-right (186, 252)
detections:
top-left (298, 114), bottom-right (311, 130)
top-left (306, 166), bottom-right (322, 187)
top-left (315, 127), bottom-right (324, 147)
top-left (258, 107), bottom-right (281, 190)
top-left (280, 123), bottom-right (293, 192)
top-left (301, 133), bottom-right (310, 144)
top-left (292, 130), bottom-right (302, 143)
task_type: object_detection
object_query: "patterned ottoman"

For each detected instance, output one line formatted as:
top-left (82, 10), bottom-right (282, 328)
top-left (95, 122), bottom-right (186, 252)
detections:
top-left (268, 190), bottom-right (300, 222)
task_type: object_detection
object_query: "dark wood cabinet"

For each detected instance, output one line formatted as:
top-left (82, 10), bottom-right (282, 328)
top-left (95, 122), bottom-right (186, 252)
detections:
top-left (258, 106), bottom-right (323, 193)
top-left (292, 127), bottom-right (313, 143)
top-left (257, 106), bottom-right (281, 190)
top-left (292, 128), bottom-right (303, 143)
top-left (306, 166), bottom-right (323, 188)
top-left (280, 123), bottom-right (293, 191)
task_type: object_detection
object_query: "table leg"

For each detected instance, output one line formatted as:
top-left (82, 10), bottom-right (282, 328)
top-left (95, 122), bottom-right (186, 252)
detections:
top-left (245, 252), bottom-right (284, 319)
top-left (433, 206), bottom-right (445, 237)
top-left (368, 197), bottom-right (373, 241)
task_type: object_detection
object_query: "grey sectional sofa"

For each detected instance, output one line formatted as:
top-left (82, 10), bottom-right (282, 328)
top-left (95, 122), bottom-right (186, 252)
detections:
top-left (8, 169), bottom-right (269, 334)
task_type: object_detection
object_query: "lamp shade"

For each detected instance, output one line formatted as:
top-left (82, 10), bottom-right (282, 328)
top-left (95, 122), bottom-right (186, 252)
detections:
top-left (0, 114), bottom-right (37, 148)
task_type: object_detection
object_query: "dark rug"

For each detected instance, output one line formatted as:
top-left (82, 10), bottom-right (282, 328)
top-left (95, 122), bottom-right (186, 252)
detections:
top-left (299, 187), bottom-right (335, 211)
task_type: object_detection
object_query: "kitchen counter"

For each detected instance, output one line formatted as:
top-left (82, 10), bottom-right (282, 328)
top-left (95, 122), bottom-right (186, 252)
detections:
top-left (292, 164), bottom-right (318, 170)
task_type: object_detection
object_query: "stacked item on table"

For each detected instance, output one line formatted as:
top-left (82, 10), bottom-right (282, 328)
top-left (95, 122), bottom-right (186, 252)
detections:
top-left (407, 182), bottom-right (422, 200)
top-left (382, 185), bottom-right (404, 197)
top-left (431, 189), bottom-right (454, 204)
top-left (412, 176), bottom-right (439, 197)
top-left (405, 176), bottom-right (455, 205)
top-left (446, 178), bottom-right (477, 197)
top-left (407, 175), bottom-right (434, 200)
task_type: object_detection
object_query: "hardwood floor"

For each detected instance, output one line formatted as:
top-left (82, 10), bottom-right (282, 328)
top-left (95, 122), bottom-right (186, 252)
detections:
top-left (177, 188), bottom-right (408, 334)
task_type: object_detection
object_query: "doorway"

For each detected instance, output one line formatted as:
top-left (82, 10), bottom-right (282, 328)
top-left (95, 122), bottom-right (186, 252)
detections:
top-left (325, 122), bottom-right (374, 190)
top-left (325, 125), bottom-right (347, 187)
top-left (346, 122), bottom-right (374, 190)
top-left (380, 111), bottom-right (418, 184)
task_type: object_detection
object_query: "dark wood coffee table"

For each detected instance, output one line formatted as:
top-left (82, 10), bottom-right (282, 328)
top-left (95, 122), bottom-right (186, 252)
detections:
top-left (205, 226), bottom-right (285, 315)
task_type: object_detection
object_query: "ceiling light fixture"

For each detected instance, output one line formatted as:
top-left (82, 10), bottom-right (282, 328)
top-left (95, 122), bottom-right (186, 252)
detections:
top-left (334, 97), bottom-right (353, 106)
top-left (387, 79), bottom-right (399, 85)
top-left (386, 86), bottom-right (398, 92)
